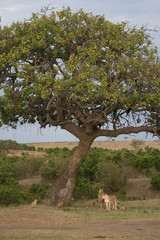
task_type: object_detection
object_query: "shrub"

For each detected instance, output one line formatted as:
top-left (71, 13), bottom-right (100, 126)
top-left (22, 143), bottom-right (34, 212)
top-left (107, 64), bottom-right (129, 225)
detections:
top-left (0, 177), bottom-right (32, 205)
top-left (0, 164), bottom-right (15, 184)
top-left (40, 153), bottom-right (70, 181)
top-left (0, 140), bottom-right (21, 155)
top-left (130, 139), bottom-right (144, 153)
top-left (29, 183), bottom-right (50, 199)
top-left (0, 156), bottom-right (20, 184)
top-left (73, 177), bottom-right (98, 199)
top-left (4, 177), bottom-right (19, 188)
top-left (0, 186), bottom-right (33, 205)
top-left (37, 147), bottom-right (44, 152)
top-left (96, 161), bottom-right (127, 193)
top-left (151, 173), bottom-right (160, 190)
top-left (0, 186), bottom-right (23, 205)
top-left (132, 147), bottom-right (160, 175)
top-left (21, 144), bottom-right (35, 151)
top-left (45, 148), bottom-right (55, 154)
top-left (116, 188), bottom-right (127, 201)
top-left (40, 166), bottom-right (58, 180)
top-left (15, 156), bottom-right (39, 180)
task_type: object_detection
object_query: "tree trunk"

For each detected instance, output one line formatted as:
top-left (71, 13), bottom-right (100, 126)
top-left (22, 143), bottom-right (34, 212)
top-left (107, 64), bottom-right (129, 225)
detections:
top-left (52, 137), bottom-right (94, 207)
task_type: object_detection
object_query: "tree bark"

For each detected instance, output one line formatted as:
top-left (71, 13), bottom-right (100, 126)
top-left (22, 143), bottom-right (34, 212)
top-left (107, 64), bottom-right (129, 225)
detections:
top-left (52, 136), bottom-right (94, 207)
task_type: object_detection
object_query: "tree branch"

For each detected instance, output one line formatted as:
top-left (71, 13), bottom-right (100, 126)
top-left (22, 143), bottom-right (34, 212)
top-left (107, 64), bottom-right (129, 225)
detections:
top-left (95, 125), bottom-right (158, 138)
top-left (60, 121), bottom-right (85, 139)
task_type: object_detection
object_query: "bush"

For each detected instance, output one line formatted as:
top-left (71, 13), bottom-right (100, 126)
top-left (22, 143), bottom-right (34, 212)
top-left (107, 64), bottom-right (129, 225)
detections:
top-left (15, 156), bottom-right (39, 180)
top-left (151, 173), bottom-right (160, 190)
top-left (37, 147), bottom-right (44, 152)
top-left (21, 144), bottom-right (35, 151)
top-left (0, 186), bottom-right (23, 205)
top-left (29, 183), bottom-right (50, 199)
top-left (40, 153), bottom-right (70, 181)
top-left (0, 156), bottom-right (20, 184)
top-left (0, 140), bottom-right (21, 155)
top-left (0, 177), bottom-right (32, 205)
top-left (130, 139), bottom-right (144, 152)
top-left (45, 148), bottom-right (55, 154)
top-left (132, 147), bottom-right (160, 175)
top-left (96, 161), bottom-right (127, 193)
top-left (116, 188), bottom-right (127, 201)
top-left (40, 166), bottom-right (58, 180)
top-left (73, 177), bottom-right (98, 200)
top-left (0, 187), bottom-right (33, 206)
top-left (77, 148), bottom-right (101, 182)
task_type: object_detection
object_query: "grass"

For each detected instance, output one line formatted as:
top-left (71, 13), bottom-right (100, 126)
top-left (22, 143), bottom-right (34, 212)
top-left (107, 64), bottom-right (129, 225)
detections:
top-left (63, 199), bottom-right (160, 220)
top-left (0, 200), bottom-right (160, 240)
top-left (0, 233), bottom-right (75, 240)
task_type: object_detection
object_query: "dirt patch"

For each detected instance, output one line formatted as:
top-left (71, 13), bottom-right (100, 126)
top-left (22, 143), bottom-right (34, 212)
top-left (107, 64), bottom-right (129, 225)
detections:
top-left (7, 150), bottom-right (44, 157)
top-left (0, 201), bottom-right (160, 240)
top-left (18, 175), bottom-right (42, 190)
top-left (126, 178), bottom-right (160, 199)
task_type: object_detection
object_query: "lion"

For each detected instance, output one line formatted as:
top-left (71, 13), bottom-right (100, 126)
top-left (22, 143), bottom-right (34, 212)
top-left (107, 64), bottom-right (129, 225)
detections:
top-left (91, 200), bottom-right (96, 207)
top-left (98, 189), bottom-right (105, 208)
top-left (102, 194), bottom-right (117, 210)
top-left (51, 196), bottom-right (54, 203)
top-left (57, 200), bottom-right (63, 208)
top-left (31, 199), bottom-right (38, 207)
top-left (120, 204), bottom-right (125, 210)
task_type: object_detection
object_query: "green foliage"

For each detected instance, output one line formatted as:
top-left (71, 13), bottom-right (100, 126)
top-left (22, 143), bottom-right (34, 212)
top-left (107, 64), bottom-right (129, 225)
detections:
top-left (0, 177), bottom-right (32, 205)
top-left (96, 161), bottom-right (127, 193)
top-left (73, 177), bottom-right (98, 199)
top-left (21, 144), bottom-right (36, 151)
top-left (0, 156), bottom-right (20, 184)
top-left (0, 143), bottom-right (160, 205)
top-left (0, 140), bottom-right (21, 155)
top-left (116, 188), bottom-right (127, 201)
top-left (37, 147), bottom-right (44, 152)
top-left (74, 146), bottom-right (160, 198)
top-left (1, 8), bottom-right (160, 202)
top-left (40, 166), bottom-right (58, 180)
top-left (0, 140), bottom-right (36, 155)
top-left (151, 173), bottom-right (160, 190)
top-left (74, 147), bottom-right (129, 198)
top-left (77, 148), bottom-right (103, 181)
top-left (45, 147), bottom-right (72, 157)
top-left (0, 7), bottom-right (160, 140)
top-left (15, 156), bottom-right (39, 180)
top-left (40, 148), bottom-right (72, 181)
top-left (29, 183), bottom-right (50, 199)
top-left (131, 147), bottom-right (160, 175)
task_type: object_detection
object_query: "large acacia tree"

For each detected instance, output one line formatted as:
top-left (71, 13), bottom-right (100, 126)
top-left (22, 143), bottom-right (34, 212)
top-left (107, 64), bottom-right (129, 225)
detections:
top-left (0, 7), bottom-right (160, 206)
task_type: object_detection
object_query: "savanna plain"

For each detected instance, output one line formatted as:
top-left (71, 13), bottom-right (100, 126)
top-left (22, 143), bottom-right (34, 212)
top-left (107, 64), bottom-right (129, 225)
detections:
top-left (0, 141), bottom-right (160, 240)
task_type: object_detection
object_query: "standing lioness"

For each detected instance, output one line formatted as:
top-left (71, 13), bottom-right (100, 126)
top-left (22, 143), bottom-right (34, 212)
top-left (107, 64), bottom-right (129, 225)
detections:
top-left (98, 189), bottom-right (105, 208)
top-left (102, 194), bottom-right (117, 210)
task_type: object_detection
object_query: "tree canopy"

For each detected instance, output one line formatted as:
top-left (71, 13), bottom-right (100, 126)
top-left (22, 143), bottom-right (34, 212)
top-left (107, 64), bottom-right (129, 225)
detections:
top-left (0, 6), bottom-right (160, 139)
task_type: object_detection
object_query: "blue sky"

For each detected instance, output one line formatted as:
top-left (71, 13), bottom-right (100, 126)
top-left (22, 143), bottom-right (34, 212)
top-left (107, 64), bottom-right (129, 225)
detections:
top-left (0, 0), bottom-right (160, 143)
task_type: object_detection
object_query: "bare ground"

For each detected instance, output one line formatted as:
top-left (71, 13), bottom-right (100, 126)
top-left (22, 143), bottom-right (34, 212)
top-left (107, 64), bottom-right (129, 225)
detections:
top-left (0, 200), bottom-right (160, 240)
